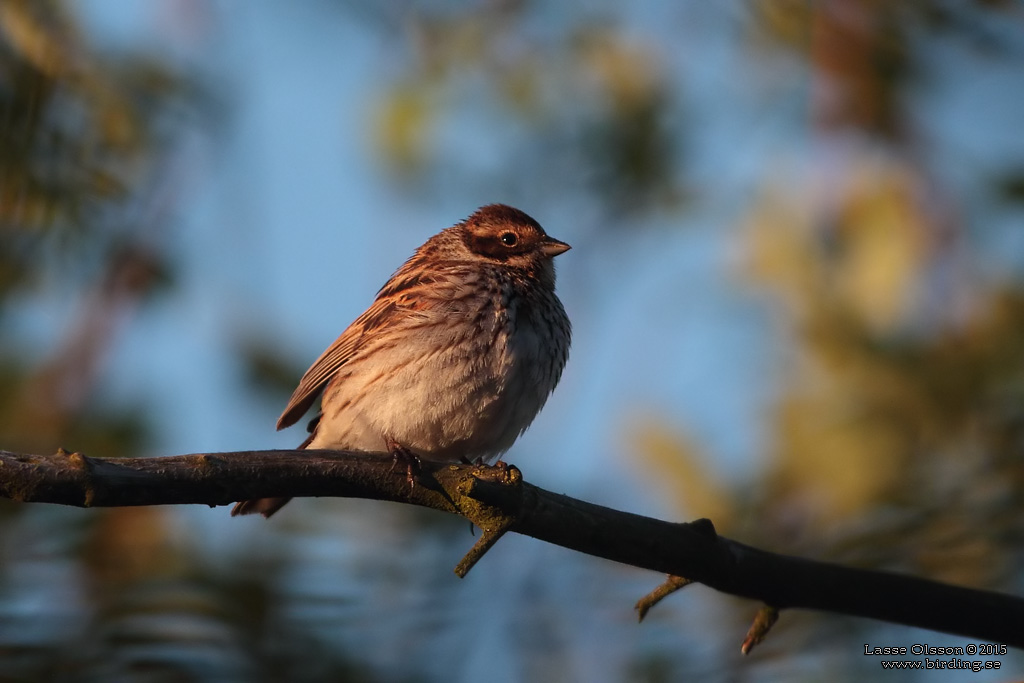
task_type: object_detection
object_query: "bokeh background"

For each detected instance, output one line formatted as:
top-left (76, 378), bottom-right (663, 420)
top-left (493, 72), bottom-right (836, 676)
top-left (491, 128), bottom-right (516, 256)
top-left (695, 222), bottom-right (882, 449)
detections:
top-left (2, 1), bottom-right (1024, 681)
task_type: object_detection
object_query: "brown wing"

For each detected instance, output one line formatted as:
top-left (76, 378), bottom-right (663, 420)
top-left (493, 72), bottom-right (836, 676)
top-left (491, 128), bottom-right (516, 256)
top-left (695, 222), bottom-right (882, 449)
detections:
top-left (275, 294), bottom-right (400, 430)
top-left (275, 247), bottom-right (439, 431)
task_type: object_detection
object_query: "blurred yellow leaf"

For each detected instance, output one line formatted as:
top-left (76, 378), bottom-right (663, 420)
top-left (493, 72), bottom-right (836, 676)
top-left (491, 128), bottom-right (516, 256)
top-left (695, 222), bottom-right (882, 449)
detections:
top-left (373, 84), bottom-right (431, 171)
top-left (629, 419), bottom-right (737, 528)
top-left (771, 390), bottom-right (908, 522)
top-left (574, 29), bottom-right (660, 114)
top-left (0, 0), bottom-right (75, 78)
top-left (835, 164), bottom-right (925, 332)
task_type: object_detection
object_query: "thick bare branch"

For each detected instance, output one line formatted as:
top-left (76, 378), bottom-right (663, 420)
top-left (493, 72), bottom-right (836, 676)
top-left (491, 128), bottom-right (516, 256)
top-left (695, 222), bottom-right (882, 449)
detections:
top-left (1, 448), bottom-right (1022, 649)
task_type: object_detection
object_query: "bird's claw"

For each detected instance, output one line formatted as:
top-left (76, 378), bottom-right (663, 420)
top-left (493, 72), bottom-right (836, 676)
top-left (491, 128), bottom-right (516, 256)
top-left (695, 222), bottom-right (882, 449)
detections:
top-left (388, 441), bottom-right (421, 488)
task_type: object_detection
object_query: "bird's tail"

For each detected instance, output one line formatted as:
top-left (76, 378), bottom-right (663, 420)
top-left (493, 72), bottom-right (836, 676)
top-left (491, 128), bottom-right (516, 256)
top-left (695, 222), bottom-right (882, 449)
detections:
top-left (230, 496), bottom-right (291, 518)
top-left (231, 419), bottom-right (319, 518)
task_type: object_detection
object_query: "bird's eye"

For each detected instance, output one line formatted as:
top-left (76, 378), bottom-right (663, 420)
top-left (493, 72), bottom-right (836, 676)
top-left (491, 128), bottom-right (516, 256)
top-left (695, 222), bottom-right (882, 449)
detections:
top-left (500, 232), bottom-right (518, 247)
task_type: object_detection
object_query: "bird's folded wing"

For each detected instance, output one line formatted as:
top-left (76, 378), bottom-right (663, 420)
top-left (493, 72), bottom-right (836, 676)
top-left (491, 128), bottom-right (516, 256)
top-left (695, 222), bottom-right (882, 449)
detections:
top-left (275, 295), bottom-right (399, 430)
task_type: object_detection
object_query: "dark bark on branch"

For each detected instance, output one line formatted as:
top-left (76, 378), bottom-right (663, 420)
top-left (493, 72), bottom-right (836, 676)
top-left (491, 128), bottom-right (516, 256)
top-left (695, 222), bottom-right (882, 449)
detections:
top-left (1, 448), bottom-right (1022, 649)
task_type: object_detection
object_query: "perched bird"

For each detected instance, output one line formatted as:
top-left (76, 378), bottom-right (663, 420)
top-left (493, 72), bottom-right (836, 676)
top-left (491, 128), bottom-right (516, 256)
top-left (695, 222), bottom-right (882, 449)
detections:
top-left (233, 204), bottom-right (572, 517)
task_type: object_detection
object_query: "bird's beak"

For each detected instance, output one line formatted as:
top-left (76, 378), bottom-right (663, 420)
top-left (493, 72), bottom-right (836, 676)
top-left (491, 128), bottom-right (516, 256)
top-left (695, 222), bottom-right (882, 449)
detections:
top-left (541, 238), bottom-right (571, 257)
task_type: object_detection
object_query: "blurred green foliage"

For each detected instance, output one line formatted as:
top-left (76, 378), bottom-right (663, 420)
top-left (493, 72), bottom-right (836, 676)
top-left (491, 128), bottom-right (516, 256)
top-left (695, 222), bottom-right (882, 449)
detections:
top-left (630, 0), bottom-right (1024, 673)
top-left (1, 0), bottom-right (1024, 681)
top-left (370, 5), bottom-right (685, 215)
top-left (0, 0), bottom-right (186, 457)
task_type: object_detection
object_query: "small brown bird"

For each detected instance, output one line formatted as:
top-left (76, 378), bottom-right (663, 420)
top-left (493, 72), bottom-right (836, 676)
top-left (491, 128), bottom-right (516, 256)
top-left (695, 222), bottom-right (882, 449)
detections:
top-left (233, 204), bottom-right (571, 517)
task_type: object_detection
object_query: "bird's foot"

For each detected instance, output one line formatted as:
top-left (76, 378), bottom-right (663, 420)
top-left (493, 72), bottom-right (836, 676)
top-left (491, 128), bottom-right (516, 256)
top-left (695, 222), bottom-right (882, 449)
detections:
top-left (387, 440), bottom-right (421, 488)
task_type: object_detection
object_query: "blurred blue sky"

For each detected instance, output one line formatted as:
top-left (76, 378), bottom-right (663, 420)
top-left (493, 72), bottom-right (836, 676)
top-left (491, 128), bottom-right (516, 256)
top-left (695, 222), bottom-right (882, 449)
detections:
top-left (49, 0), bottom-right (1024, 515)
top-left (9, 2), bottom-right (1023, 680)
top-left (62, 0), bottom-right (793, 518)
